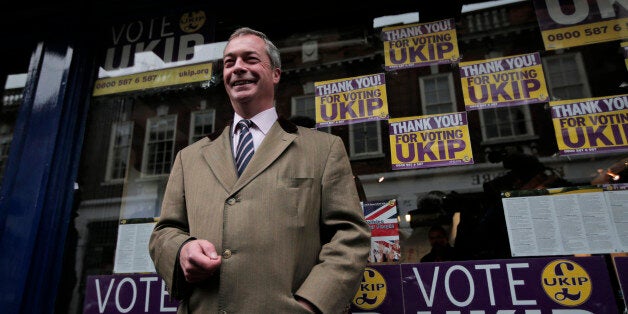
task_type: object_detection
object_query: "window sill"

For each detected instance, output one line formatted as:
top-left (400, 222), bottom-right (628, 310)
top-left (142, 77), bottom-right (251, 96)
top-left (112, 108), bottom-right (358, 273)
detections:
top-left (350, 152), bottom-right (385, 161)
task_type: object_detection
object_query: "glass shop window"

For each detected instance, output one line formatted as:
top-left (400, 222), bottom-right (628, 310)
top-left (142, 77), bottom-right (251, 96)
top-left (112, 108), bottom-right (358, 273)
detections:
top-left (0, 127), bottom-right (12, 181)
top-left (72, 8), bottom-right (227, 312)
top-left (0, 69), bottom-right (29, 188)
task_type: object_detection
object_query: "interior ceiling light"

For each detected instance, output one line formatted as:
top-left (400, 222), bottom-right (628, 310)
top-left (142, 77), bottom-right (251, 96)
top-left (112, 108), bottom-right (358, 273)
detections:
top-left (607, 170), bottom-right (620, 181)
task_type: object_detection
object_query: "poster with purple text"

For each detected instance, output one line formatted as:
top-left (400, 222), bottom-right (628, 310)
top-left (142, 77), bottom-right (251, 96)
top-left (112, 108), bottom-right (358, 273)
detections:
top-left (532, 0), bottom-right (628, 50)
top-left (84, 273), bottom-right (179, 314)
top-left (389, 112), bottom-right (473, 170)
top-left (460, 52), bottom-right (549, 111)
top-left (551, 94), bottom-right (628, 156)
top-left (401, 256), bottom-right (618, 313)
top-left (351, 264), bottom-right (404, 313)
top-left (381, 19), bottom-right (460, 71)
top-left (315, 73), bottom-right (389, 128)
top-left (614, 256), bottom-right (628, 309)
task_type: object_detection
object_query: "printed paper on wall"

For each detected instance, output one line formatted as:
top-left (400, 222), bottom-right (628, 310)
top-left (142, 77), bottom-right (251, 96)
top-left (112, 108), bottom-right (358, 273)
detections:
top-left (381, 18), bottom-right (460, 71)
top-left (315, 73), bottom-right (389, 128)
top-left (550, 94), bottom-right (628, 156)
top-left (460, 52), bottom-right (549, 111)
top-left (501, 185), bottom-right (627, 257)
top-left (532, 0), bottom-right (628, 50)
top-left (622, 41), bottom-right (628, 70)
top-left (389, 112), bottom-right (474, 170)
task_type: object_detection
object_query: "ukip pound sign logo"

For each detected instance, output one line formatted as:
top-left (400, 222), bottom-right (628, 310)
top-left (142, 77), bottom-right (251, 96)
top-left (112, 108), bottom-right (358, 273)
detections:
top-left (179, 11), bottom-right (206, 33)
top-left (352, 267), bottom-right (387, 310)
top-left (541, 259), bottom-right (592, 307)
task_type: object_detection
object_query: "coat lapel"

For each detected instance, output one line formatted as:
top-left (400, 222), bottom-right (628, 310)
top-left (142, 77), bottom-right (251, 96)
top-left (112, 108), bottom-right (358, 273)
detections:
top-left (200, 126), bottom-right (237, 192)
top-left (199, 119), bottom-right (298, 193)
top-left (235, 120), bottom-right (297, 190)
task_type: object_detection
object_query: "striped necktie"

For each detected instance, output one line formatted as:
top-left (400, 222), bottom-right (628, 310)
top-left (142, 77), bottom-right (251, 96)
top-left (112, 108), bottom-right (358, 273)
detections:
top-left (235, 119), bottom-right (254, 176)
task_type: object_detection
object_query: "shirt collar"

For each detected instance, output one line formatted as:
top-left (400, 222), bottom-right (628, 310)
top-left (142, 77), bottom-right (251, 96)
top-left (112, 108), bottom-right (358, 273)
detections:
top-left (233, 107), bottom-right (278, 136)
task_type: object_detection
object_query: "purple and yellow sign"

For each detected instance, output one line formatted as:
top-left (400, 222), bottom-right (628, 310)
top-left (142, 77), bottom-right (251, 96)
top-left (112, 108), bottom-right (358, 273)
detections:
top-left (101, 10), bottom-right (214, 72)
top-left (460, 52), bottom-right (549, 111)
top-left (381, 18), bottom-right (460, 71)
top-left (86, 258), bottom-right (621, 313)
top-left (622, 41), bottom-right (628, 70)
top-left (402, 256), bottom-right (618, 313)
top-left (389, 112), bottom-right (473, 170)
top-left (93, 62), bottom-right (213, 96)
top-left (550, 94), bottom-right (628, 155)
top-left (315, 73), bottom-right (389, 128)
top-left (352, 256), bottom-right (619, 313)
top-left (614, 256), bottom-right (628, 309)
top-left (83, 274), bottom-right (179, 313)
top-left (351, 265), bottom-right (404, 313)
top-left (532, 0), bottom-right (628, 50)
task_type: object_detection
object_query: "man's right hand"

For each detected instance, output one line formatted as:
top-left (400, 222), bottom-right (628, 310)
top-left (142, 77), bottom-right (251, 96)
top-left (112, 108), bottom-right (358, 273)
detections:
top-left (179, 239), bottom-right (222, 283)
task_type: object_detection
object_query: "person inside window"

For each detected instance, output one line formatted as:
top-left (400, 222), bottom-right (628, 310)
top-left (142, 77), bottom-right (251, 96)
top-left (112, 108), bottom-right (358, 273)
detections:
top-left (420, 224), bottom-right (459, 263)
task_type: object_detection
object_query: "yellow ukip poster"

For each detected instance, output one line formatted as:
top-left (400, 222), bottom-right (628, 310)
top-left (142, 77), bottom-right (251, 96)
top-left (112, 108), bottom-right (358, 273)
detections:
top-left (551, 94), bottom-right (628, 156)
top-left (460, 52), bottom-right (549, 111)
top-left (381, 18), bottom-right (460, 71)
top-left (389, 112), bottom-right (473, 170)
top-left (93, 62), bottom-right (213, 96)
top-left (532, 0), bottom-right (628, 50)
top-left (315, 73), bottom-right (389, 128)
top-left (623, 41), bottom-right (628, 70)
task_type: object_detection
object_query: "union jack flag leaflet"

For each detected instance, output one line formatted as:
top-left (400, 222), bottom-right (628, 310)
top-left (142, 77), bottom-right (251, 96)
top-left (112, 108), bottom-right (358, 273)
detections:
top-left (362, 199), bottom-right (400, 263)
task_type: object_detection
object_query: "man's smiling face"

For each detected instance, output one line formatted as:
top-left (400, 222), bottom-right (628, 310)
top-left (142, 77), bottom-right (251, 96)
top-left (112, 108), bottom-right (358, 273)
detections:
top-left (222, 34), bottom-right (280, 117)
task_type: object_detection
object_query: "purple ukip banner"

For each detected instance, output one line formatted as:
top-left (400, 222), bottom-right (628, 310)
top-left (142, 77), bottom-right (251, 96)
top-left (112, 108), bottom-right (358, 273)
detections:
top-left (351, 264), bottom-right (404, 313)
top-left (615, 256), bottom-right (628, 310)
top-left (351, 256), bottom-right (618, 313)
top-left (83, 273), bottom-right (179, 313)
top-left (84, 257), bottom-right (621, 313)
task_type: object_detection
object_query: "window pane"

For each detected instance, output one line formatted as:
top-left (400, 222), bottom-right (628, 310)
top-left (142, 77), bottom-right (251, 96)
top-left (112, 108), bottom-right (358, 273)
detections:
top-left (350, 121), bottom-right (381, 157)
top-left (1, 73), bottom-right (26, 186)
top-left (144, 115), bottom-right (176, 175)
top-left (481, 106), bottom-right (531, 140)
top-left (107, 121), bottom-right (133, 181)
top-left (545, 53), bottom-right (586, 100)
top-left (421, 74), bottom-right (454, 115)
top-left (292, 95), bottom-right (316, 119)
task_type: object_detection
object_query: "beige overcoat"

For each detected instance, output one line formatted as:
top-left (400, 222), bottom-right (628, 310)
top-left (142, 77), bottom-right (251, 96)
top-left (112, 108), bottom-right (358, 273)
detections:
top-left (149, 117), bottom-right (371, 313)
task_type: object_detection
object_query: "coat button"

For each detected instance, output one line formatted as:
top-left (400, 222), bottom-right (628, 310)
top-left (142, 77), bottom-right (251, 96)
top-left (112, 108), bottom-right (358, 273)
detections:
top-left (226, 198), bottom-right (236, 205)
top-left (222, 249), bottom-right (232, 259)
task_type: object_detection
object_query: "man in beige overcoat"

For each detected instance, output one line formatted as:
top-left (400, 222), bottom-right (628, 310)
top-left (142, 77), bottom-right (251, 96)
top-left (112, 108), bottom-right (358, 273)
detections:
top-left (149, 27), bottom-right (371, 313)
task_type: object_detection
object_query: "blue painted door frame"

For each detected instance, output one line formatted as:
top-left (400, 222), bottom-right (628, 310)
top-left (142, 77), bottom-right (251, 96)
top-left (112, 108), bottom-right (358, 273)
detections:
top-left (0, 39), bottom-right (92, 313)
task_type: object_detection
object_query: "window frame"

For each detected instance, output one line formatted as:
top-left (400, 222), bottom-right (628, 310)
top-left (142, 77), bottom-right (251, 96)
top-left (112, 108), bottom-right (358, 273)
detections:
top-left (349, 120), bottom-right (384, 160)
top-left (104, 121), bottom-right (134, 183)
top-left (291, 94), bottom-right (317, 119)
top-left (0, 134), bottom-right (12, 182)
top-left (419, 72), bottom-right (457, 115)
top-left (479, 105), bottom-right (535, 144)
top-left (542, 51), bottom-right (591, 101)
top-left (188, 109), bottom-right (216, 144)
top-left (291, 94), bottom-right (331, 132)
top-left (141, 114), bottom-right (177, 178)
